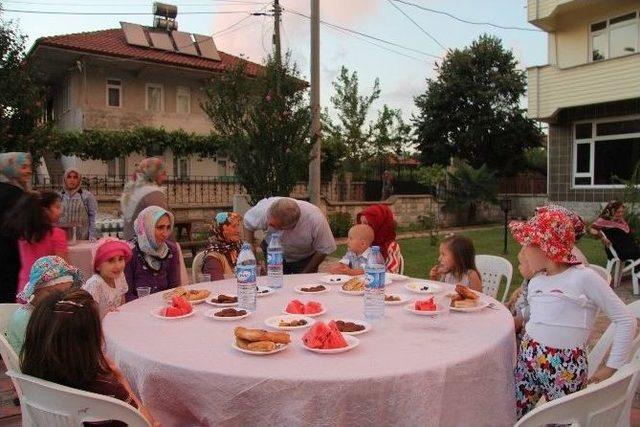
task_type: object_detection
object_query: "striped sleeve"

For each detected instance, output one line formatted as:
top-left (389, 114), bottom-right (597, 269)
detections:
top-left (385, 241), bottom-right (402, 274)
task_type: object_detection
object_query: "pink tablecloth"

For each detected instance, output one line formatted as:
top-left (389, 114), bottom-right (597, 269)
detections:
top-left (103, 274), bottom-right (517, 427)
top-left (68, 240), bottom-right (190, 285)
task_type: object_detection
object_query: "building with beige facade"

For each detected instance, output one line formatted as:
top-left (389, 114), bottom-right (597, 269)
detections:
top-left (527, 0), bottom-right (640, 217)
top-left (27, 22), bottom-right (265, 179)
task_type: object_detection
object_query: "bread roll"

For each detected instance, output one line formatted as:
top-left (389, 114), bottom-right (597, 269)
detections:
top-left (247, 341), bottom-right (277, 352)
top-left (454, 299), bottom-right (478, 308)
top-left (235, 327), bottom-right (291, 344)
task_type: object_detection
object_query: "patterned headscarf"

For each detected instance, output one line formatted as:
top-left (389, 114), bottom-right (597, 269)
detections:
top-left (62, 167), bottom-right (82, 195)
top-left (592, 201), bottom-right (630, 233)
top-left (509, 210), bottom-right (580, 265)
top-left (204, 212), bottom-right (243, 269)
top-left (535, 204), bottom-right (586, 240)
top-left (0, 152), bottom-right (32, 190)
top-left (133, 205), bottom-right (174, 270)
top-left (18, 256), bottom-right (83, 303)
top-left (120, 157), bottom-right (167, 221)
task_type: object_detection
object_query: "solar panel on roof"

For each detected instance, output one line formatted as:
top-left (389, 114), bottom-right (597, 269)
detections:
top-left (148, 31), bottom-right (175, 52)
top-left (172, 31), bottom-right (198, 56)
top-left (121, 22), bottom-right (149, 47)
top-left (194, 34), bottom-right (220, 61)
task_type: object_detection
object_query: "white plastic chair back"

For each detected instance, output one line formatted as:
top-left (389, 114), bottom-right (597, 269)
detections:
top-left (588, 264), bottom-right (612, 286)
top-left (6, 370), bottom-right (149, 427)
top-left (0, 304), bottom-right (22, 395)
top-left (474, 255), bottom-right (513, 302)
top-left (515, 359), bottom-right (640, 427)
top-left (191, 251), bottom-right (206, 283)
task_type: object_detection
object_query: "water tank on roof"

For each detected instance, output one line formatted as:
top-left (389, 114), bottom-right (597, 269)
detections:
top-left (153, 17), bottom-right (178, 31)
top-left (153, 2), bottom-right (177, 19)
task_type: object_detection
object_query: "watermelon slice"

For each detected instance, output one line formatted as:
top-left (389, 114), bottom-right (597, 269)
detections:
top-left (415, 297), bottom-right (437, 311)
top-left (286, 299), bottom-right (305, 314)
top-left (303, 322), bottom-right (332, 348)
top-left (163, 306), bottom-right (183, 317)
top-left (172, 295), bottom-right (192, 314)
top-left (325, 321), bottom-right (348, 349)
top-left (304, 301), bottom-right (323, 314)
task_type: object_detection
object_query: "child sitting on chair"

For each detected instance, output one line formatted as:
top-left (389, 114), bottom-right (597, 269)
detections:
top-left (429, 235), bottom-right (482, 293)
top-left (6, 256), bottom-right (82, 354)
top-left (509, 209), bottom-right (636, 419)
top-left (329, 224), bottom-right (375, 276)
top-left (83, 237), bottom-right (132, 319)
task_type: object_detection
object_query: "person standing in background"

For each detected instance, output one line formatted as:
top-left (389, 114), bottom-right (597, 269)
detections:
top-left (381, 170), bottom-right (394, 200)
top-left (59, 167), bottom-right (98, 241)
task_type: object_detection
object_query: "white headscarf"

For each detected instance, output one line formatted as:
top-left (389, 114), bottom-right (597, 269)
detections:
top-left (133, 205), bottom-right (174, 270)
top-left (0, 152), bottom-right (31, 190)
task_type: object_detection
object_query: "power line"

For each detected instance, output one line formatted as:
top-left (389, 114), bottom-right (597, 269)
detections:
top-left (214, 18), bottom-right (260, 39)
top-left (2, 0), bottom-right (265, 4)
top-left (212, 3), bottom-right (270, 36)
top-left (1, 7), bottom-right (255, 15)
top-left (390, 0), bottom-right (543, 32)
top-left (285, 8), bottom-right (442, 60)
top-left (386, 0), bottom-right (446, 51)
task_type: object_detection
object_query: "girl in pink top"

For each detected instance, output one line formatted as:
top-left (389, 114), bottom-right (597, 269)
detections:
top-left (7, 191), bottom-right (68, 298)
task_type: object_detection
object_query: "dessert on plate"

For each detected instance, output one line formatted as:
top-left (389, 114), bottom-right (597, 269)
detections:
top-left (234, 326), bottom-right (290, 352)
top-left (449, 284), bottom-right (479, 308)
top-left (341, 278), bottom-right (365, 292)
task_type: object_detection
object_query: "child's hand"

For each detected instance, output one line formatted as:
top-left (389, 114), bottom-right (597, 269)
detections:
top-left (588, 366), bottom-right (616, 385)
top-left (329, 263), bottom-right (348, 274)
top-left (429, 265), bottom-right (441, 280)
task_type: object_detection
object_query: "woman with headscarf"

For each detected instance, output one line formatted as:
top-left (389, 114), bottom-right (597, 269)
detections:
top-left (202, 212), bottom-right (243, 281)
top-left (356, 204), bottom-right (404, 273)
top-left (120, 158), bottom-right (168, 241)
top-left (0, 152), bottom-right (32, 302)
top-left (124, 206), bottom-right (180, 300)
top-left (59, 167), bottom-right (98, 241)
top-left (590, 201), bottom-right (640, 262)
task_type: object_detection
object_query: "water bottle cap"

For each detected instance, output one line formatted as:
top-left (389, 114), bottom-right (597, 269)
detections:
top-left (371, 246), bottom-right (380, 252)
top-left (241, 243), bottom-right (251, 250)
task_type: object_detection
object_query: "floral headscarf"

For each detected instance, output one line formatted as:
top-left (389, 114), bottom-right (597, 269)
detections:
top-left (62, 167), bottom-right (82, 195)
top-left (204, 212), bottom-right (243, 269)
top-left (509, 210), bottom-right (580, 264)
top-left (535, 204), bottom-right (586, 240)
top-left (120, 157), bottom-right (167, 221)
top-left (0, 152), bottom-right (31, 190)
top-left (592, 201), bottom-right (630, 233)
top-left (133, 205), bottom-right (174, 270)
top-left (18, 256), bottom-right (83, 303)
top-left (356, 204), bottom-right (396, 259)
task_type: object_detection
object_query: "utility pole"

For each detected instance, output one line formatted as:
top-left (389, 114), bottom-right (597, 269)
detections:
top-left (308, 0), bottom-right (321, 206)
top-left (272, 0), bottom-right (282, 74)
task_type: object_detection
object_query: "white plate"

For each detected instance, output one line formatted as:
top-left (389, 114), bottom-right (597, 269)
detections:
top-left (386, 273), bottom-right (409, 281)
top-left (151, 307), bottom-right (196, 320)
top-left (384, 294), bottom-right (410, 305)
top-left (358, 274), bottom-right (393, 286)
top-left (302, 334), bottom-right (360, 354)
top-left (450, 300), bottom-right (490, 312)
top-left (204, 308), bottom-right (252, 321)
top-left (403, 303), bottom-right (448, 316)
top-left (264, 315), bottom-right (315, 330)
top-left (282, 306), bottom-right (326, 317)
top-left (339, 288), bottom-right (364, 296)
top-left (332, 318), bottom-right (371, 336)
top-left (404, 281), bottom-right (443, 294)
top-left (319, 274), bottom-right (352, 285)
top-left (256, 286), bottom-right (274, 297)
top-left (294, 285), bottom-right (330, 295)
top-left (232, 341), bottom-right (289, 356)
top-left (205, 294), bottom-right (238, 307)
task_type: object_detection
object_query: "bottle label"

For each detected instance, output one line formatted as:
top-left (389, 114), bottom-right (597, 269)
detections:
top-left (365, 270), bottom-right (385, 289)
top-left (236, 265), bottom-right (256, 284)
top-left (267, 252), bottom-right (283, 266)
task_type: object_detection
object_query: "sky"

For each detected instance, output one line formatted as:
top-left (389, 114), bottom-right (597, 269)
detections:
top-left (2, 0), bottom-right (547, 122)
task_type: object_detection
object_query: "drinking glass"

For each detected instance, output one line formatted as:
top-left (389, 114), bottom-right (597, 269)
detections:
top-left (136, 286), bottom-right (151, 298)
top-left (198, 274), bottom-right (211, 283)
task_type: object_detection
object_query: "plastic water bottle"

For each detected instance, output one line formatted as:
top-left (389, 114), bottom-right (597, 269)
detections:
top-left (364, 246), bottom-right (386, 320)
top-left (236, 243), bottom-right (257, 311)
top-left (267, 233), bottom-right (284, 289)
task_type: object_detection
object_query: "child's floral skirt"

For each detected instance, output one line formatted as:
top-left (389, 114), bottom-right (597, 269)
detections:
top-left (515, 333), bottom-right (588, 419)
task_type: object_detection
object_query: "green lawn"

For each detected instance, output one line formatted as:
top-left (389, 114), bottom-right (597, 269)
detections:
top-left (334, 226), bottom-right (608, 299)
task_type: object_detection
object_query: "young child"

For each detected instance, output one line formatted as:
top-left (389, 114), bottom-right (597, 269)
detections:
top-left (20, 288), bottom-right (157, 427)
top-left (429, 235), bottom-right (482, 292)
top-left (329, 224), bottom-right (375, 276)
top-left (6, 191), bottom-right (68, 300)
top-left (83, 237), bottom-right (132, 319)
top-left (124, 205), bottom-right (180, 300)
top-left (509, 210), bottom-right (636, 419)
top-left (6, 256), bottom-right (82, 354)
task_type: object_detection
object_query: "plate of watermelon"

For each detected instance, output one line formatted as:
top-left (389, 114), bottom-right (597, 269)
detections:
top-left (283, 299), bottom-right (325, 317)
top-left (301, 320), bottom-right (360, 354)
top-left (404, 297), bottom-right (448, 316)
top-left (152, 296), bottom-right (195, 319)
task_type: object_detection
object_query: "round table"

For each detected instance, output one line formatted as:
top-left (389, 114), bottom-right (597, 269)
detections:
top-left (103, 274), bottom-right (517, 427)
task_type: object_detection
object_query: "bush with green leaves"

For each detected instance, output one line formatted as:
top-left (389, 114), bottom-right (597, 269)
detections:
top-left (443, 162), bottom-right (498, 225)
top-left (327, 212), bottom-right (353, 238)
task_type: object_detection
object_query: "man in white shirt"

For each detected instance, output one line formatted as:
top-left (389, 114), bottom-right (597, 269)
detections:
top-left (243, 197), bottom-right (337, 274)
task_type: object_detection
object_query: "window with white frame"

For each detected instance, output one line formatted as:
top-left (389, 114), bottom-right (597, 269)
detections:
top-left (173, 156), bottom-right (189, 178)
top-left (106, 79), bottom-right (122, 107)
top-left (590, 11), bottom-right (639, 62)
top-left (106, 157), bottom-right (126, 179)
top-left (573, 117), bottom-right (640, 187)
top-left (176, 86), bottom-right (191, 114)
top-left (62, 77), bottom-right (71, 112)
top-left (146, 84), bottom-right (164, 112)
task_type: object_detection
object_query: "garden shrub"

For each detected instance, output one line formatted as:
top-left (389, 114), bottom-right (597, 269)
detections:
top-left (328, 212), bottom-right (353, 238)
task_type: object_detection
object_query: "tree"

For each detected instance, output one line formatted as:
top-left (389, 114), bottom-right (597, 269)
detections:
top-left (371, 104), bottom-right (413, 159)
top-left (0, 7), bottom-right (48, 156)
top-left (444, 162), bottom-right (497, 224)
top-left (201, 53), bottom-right (310, 204)
top-left (413, 34), bottom-right (543, 176)
top-left (324, 66), bottom-right (380, 171)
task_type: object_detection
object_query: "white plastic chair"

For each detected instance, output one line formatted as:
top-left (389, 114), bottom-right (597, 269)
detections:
top-left (191, 250), bottom-right (206, 283)
top-left (515, 357), bottom-right (640, 427)
top-left (600, 230), bottom-right (640, 294)
top-left (6, 370), bottom-right (150, 427)
top-left (588, 264), bottom-right (612, 287)
top-left (474, 255), bottom-right (513, 302)
top-left (0, 304), bottom-right (22, 397)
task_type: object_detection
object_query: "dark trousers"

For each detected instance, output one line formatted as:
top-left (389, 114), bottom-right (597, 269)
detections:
top-left (261, 240), bottom-right (315, 274)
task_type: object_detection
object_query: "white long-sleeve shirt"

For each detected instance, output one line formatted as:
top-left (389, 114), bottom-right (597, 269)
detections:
top-left (525, 265), bottom-right (636, 369)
